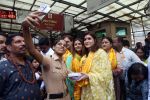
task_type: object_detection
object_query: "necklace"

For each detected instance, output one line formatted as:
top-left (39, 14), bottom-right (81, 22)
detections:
top-left (8, 57), bottom-right (36, 84)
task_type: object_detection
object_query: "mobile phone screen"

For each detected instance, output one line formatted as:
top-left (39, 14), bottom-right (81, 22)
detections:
top-left (38, 3), bottom-right (51, 21)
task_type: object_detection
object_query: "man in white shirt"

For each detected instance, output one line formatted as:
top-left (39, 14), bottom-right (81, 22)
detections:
top-left (113, 37), bottom-right (141, 71)
top-left (113, 37), bottom-right (142, 99)
top-left (39, 38), bottom-right (54, 58)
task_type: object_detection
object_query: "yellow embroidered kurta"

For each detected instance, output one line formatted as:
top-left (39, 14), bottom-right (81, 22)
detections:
top-left (80, 49), bottom-right (115, 100)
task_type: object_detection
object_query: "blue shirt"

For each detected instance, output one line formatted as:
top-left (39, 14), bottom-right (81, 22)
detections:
top-left (127, 80), bottom-right (148, 100)
top-left (0, 60), bottom-right (41, 100)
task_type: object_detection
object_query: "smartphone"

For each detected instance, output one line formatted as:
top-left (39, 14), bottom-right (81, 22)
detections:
top-left (31, 4), bottom-right (51, 35)
top-left (38, 3), bottom-right (51, 21)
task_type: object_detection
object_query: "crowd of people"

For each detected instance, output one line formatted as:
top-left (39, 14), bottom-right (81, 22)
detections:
top-left (0, 11), bottom-right (149, 100)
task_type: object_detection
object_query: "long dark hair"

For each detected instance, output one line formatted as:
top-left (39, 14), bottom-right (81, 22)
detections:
top-left (102, 36), bottom-right (113, 44)
top-left (62, 34), bottom-right (73, 42)
top-left (84, 32), bottom-right (99, 55)
top-left (127, 62), bottom-right (148, 85)
top-left (53, 37), bottom-right (65, 46)
top-left (72, 38), bottom-right (85, 56)
top-left (134, 47), bottom-right (147, 60)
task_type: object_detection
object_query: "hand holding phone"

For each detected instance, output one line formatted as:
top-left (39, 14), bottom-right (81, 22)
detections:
top-left (38, 3), bottom-right (51, 21)
top-left (22, 3), bottom-right (51, 34)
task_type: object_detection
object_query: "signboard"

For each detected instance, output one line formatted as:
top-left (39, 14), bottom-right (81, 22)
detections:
top-left (0, 9), bottom-right (16, 19)
top-left (64, 15), bottom-right (74, 33)
top-left (17, 10), bottom-right (29, 23)
top-left (38, 13), bottom-right (64, 31)
top-left (87, 0), bottom-right (118, 14)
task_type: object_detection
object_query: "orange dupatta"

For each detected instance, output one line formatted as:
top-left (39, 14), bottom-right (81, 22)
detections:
top-left (108, 48), bottom-right (117, 70)
top-left (72, 53), bottom-right (82, 100)
top-left (72, 53), bottom-right (81, 72)
top-left (78, 51), bottom-right (95, 87)
top-left (72, 52), bottom-right (94, 100)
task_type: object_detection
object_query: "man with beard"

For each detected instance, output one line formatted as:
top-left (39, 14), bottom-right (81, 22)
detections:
top-left (0, 34), bottom-right (41, 100)
top-left (0, 32), bottom-right (7, 61)
top-left (113, 37), bottom-right (142, 70)
top-left (113, 36), bottom-right (142, 100)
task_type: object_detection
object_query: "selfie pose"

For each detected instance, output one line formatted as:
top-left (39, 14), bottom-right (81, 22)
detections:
top-left (22, 11), bottom-right (71, 100)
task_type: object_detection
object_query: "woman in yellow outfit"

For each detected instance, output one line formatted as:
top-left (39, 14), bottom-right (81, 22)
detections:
top-left (102, 37), bottom-right (123, 100)
top-left (75, 33), bottom-right (115, 100)
top-left (72, 38), bottom-right (84, 100)
top-left (63, 35), bottom-right (74, 100)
